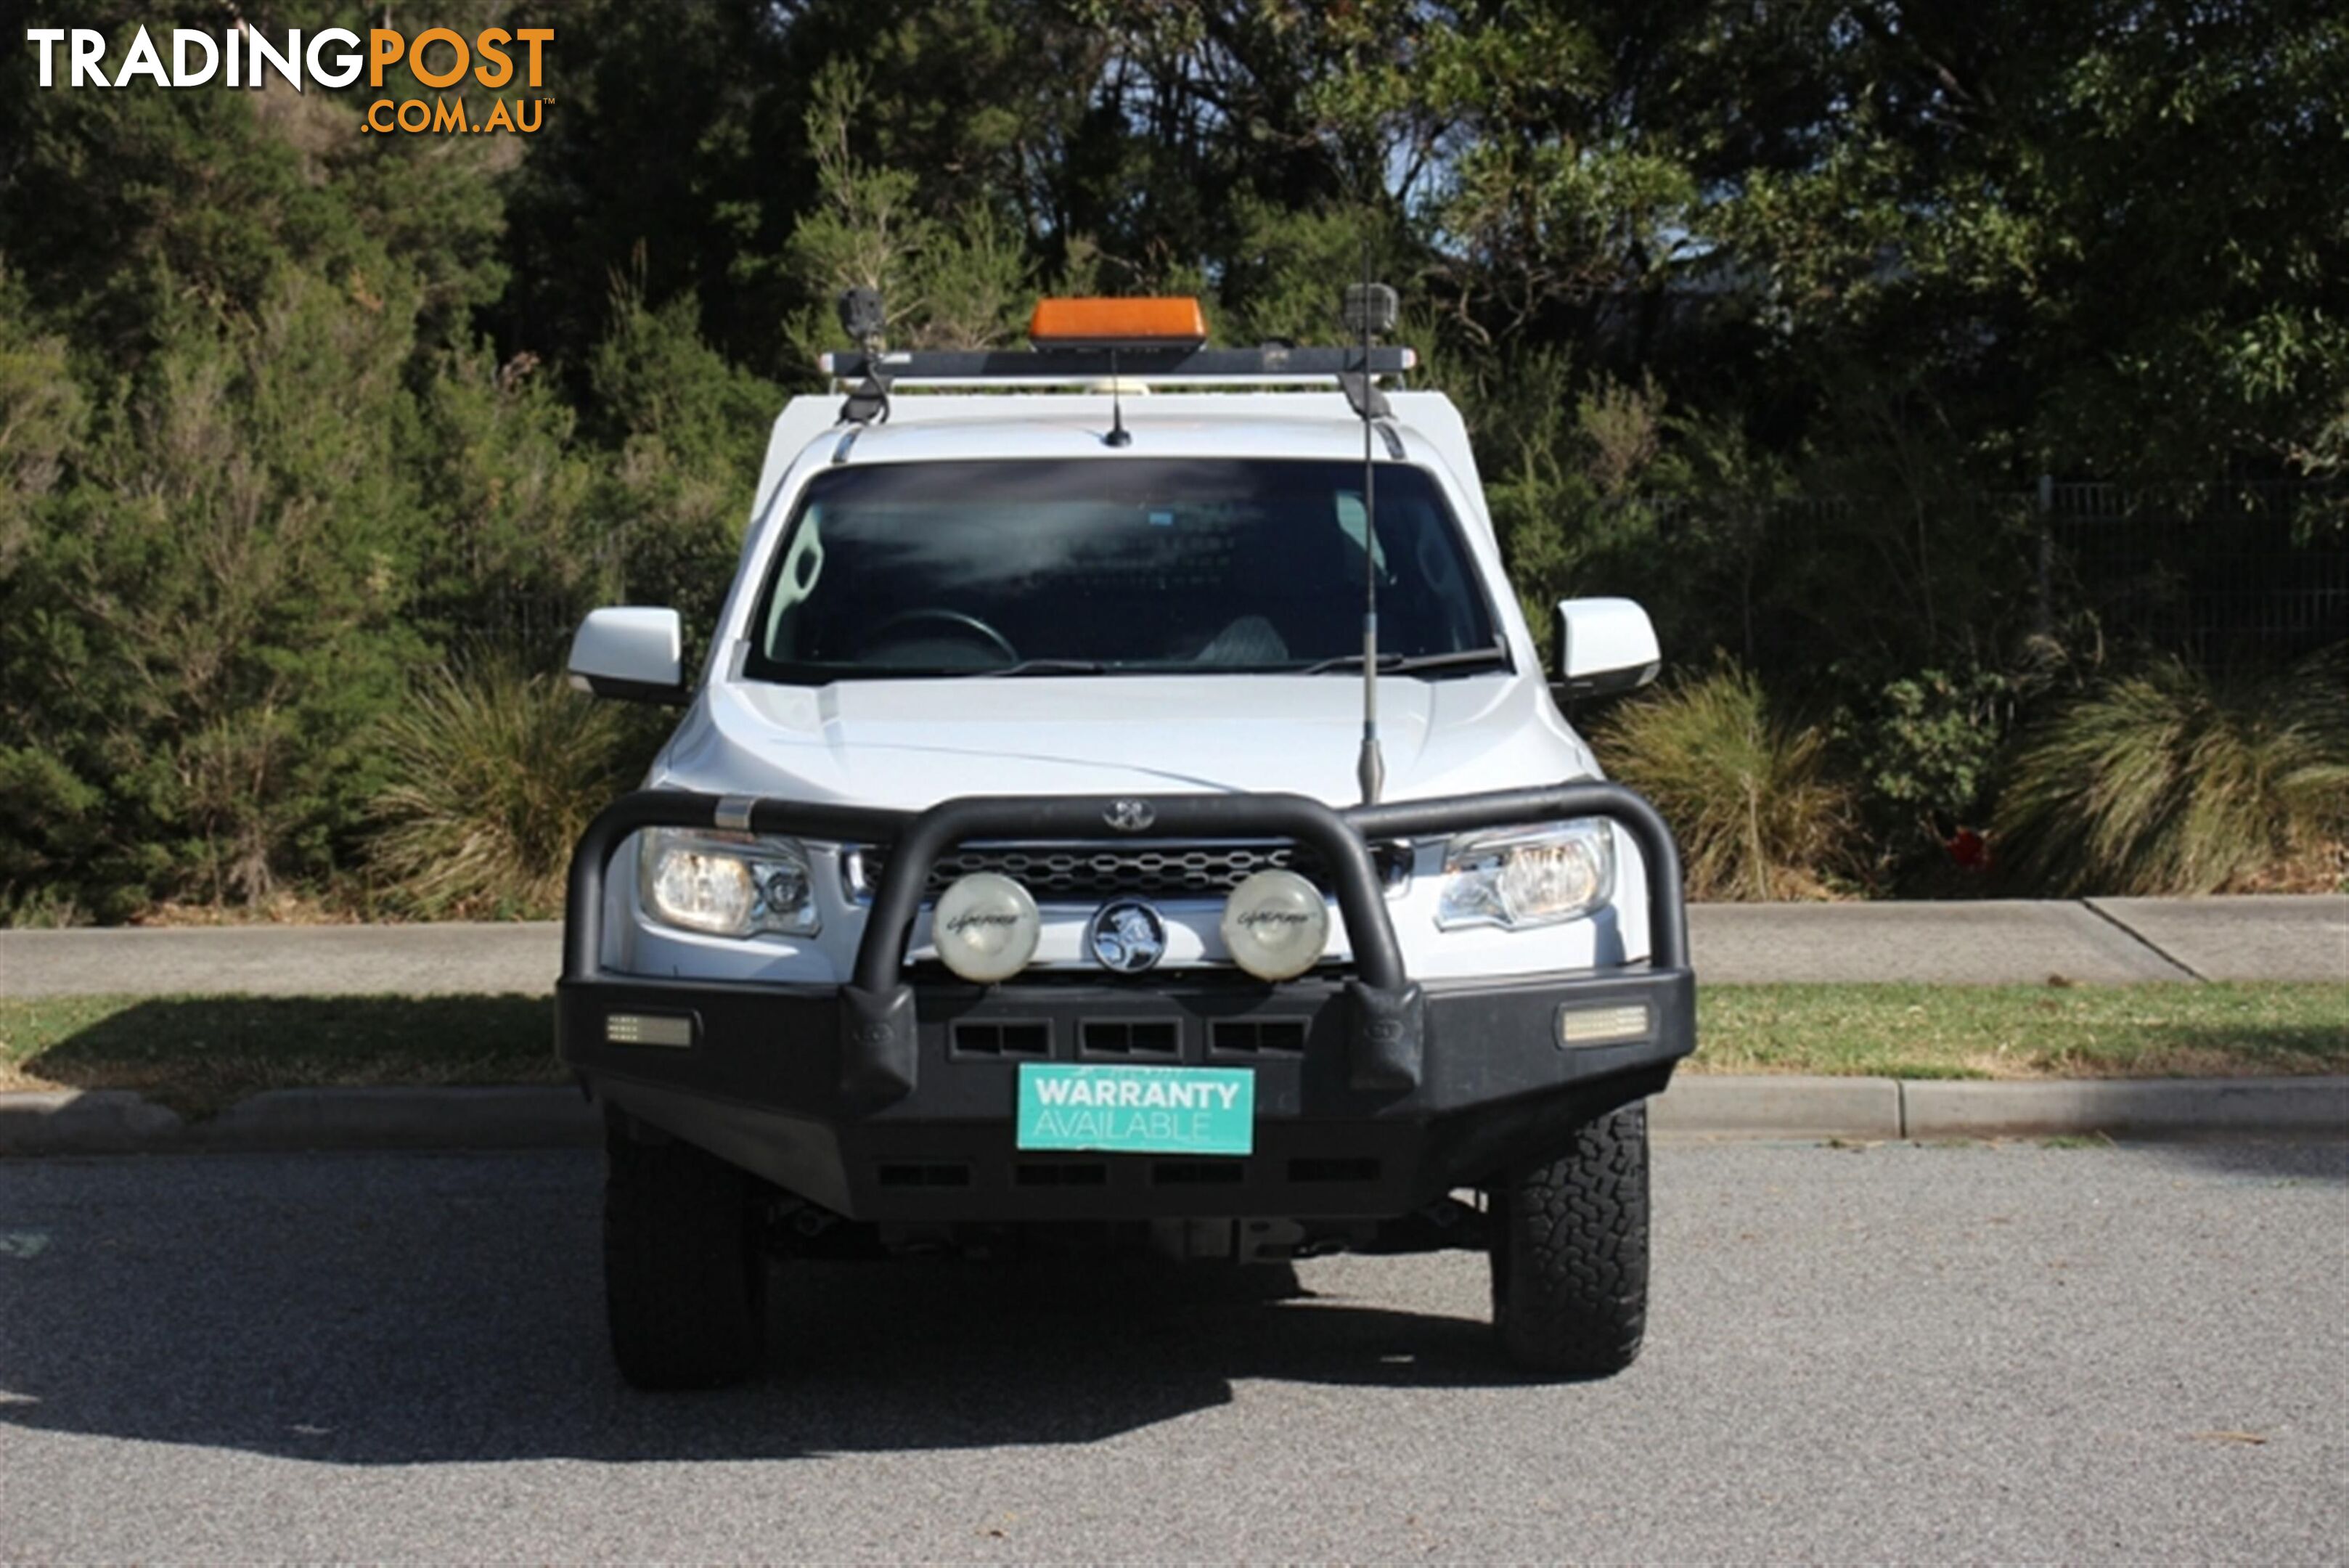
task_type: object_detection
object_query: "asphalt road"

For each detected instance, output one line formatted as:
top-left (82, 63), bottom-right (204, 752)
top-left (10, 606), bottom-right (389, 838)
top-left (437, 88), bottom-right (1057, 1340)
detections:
top-left (2, 1141), bottom-right (2344, 1563)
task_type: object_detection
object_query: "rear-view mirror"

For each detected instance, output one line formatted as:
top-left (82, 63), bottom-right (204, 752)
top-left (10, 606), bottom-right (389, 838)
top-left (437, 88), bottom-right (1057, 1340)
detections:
top-left (568, 606), bottom-right (687, 703)
top-left (1553, 598), bottom-right (1661, 699)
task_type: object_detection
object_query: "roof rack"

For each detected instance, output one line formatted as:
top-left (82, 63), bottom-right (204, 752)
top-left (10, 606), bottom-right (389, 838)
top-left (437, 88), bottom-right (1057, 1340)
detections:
top-left (819, 345), bottom-right (1415, 389)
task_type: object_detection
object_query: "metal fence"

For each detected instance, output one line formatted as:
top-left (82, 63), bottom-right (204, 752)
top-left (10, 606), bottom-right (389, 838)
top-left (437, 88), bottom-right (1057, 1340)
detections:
top-left (1571, 477), bottom-right (2345, 674)
top-left (2040, 479), bottom-right (2347, 669)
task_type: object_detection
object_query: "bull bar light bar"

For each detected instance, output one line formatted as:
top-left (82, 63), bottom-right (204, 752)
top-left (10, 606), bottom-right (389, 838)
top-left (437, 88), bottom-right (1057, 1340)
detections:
top-left (562, 783), bottom-right (1686, 1103)
top-left (564, 784), bottom-right (1686, 989)
top-left (559, 780), bottom-right (1681, 1001)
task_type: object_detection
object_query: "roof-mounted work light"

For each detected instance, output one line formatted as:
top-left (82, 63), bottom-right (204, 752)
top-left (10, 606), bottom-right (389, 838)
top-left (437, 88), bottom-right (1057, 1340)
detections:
top-left (1343, 282), bottom-right (1399, 338)
top-left (837, 287), bottom-right (886, 349)
top-left (1029, 297), bottom-right (1209, 352)
top-left (834, 288), bottom-right (891, 426)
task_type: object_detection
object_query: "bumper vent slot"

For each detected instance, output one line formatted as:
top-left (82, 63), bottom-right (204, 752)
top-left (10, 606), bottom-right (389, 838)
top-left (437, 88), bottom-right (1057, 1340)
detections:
top-left (950, 1021), bottom-right (1050, 1058)
top-left (1079, 1020), bottom-right (1180, 1057)
top-left (1210, 1019), bottom-right (1308, 1055)
top-left (875, 1162), bottom-right (971, 1189)
top-left (1288, 1157), bottom-right (1381, 1184)
top-left (1153, 1159), bottom-right (1246, 1186)
top-left (1014, 1161), bottom-right (1107, 1188)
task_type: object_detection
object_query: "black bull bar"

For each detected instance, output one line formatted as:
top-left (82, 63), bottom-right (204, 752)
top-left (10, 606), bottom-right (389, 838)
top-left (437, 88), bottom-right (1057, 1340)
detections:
top-left (563, 783), bottom-right (1688, 1100)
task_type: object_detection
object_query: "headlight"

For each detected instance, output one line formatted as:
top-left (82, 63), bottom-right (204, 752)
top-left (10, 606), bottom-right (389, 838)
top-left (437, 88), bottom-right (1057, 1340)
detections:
top-left (1437, 820), bottom-right (1614, 931)
top-left (932, 873), bottom-right (1042, 983)
top-left (638, 828), bottom-right (820, 938)
top-left (1221, 868), bottom-right (1330, 981)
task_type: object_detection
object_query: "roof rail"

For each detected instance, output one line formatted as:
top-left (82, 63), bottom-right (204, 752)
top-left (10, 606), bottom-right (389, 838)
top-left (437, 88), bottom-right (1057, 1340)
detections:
top-left (819, 345), bottom-right (1415, 389)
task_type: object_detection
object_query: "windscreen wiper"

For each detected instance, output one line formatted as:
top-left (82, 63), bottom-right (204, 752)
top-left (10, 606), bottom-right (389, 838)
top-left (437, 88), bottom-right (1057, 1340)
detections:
top-left (962, 658), bottom-right (1111, 678)
top-left (1300, 646), bottom-right (1512, 676)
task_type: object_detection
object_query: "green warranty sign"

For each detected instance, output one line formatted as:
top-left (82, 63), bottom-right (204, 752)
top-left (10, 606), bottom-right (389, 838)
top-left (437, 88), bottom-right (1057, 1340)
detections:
top-left (1016, 1064), bottom-right (1255, 1156)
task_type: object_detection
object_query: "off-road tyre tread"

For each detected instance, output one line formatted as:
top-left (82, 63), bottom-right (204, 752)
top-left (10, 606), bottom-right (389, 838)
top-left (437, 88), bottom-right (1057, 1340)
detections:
top-left (1490, 1102), bottom-right (1649, 1377)
top-left (603, 1125), bottom-right (767, 1389)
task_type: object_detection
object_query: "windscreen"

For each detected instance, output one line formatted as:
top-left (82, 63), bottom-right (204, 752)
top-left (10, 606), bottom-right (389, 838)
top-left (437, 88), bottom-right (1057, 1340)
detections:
top-left (744, 458), bottom-right (1502, 681)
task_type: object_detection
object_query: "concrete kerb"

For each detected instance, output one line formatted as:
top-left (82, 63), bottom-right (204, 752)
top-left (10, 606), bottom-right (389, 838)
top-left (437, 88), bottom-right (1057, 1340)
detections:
top-left (1649, 1075), bottom-right (1902, 1140)
top-left (1901, 1076), bottom-right (2349, 1139)
top-left (1651, 1076), bottom-right (2345, 1141)
top-left (3, 1076), bottom-right (2344, 1156)
top-left (0, 1090), bottom-right (186, 1154)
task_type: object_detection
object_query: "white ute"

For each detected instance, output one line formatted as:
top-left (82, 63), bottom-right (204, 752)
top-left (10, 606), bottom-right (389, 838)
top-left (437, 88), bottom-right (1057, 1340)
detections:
top-left (558, 292), bottom-right (1696, 1388)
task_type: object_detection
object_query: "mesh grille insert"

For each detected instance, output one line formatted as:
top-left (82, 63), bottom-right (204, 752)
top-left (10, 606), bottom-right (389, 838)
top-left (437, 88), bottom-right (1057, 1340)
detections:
top-left (848, 839), bottom-right (1409, 902)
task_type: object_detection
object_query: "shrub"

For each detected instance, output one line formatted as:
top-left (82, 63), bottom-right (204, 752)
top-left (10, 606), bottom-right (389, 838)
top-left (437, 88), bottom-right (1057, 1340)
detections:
top-left (1, 269), bottom-right (431, 917)
top-left (1833, 663), bottom-right (2018, 883)
top-left (1593, 662), bottom-right (1863, 900)
top-left (1991, 650), bottom-right (2349, 895)
top-left (367, 661), bottom-right (640, 918)
top-left (1847, 666), bottom-right (2014, 827)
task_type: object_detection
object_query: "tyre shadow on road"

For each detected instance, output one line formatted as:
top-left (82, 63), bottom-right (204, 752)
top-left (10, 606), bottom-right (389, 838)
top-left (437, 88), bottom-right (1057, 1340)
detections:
top-left (0, 1153), bottom-right (1543, 1466)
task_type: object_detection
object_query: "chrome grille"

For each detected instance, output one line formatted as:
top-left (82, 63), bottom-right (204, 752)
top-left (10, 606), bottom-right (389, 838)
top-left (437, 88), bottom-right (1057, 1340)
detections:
top-left (842, 839), bottom-right (1410, 903)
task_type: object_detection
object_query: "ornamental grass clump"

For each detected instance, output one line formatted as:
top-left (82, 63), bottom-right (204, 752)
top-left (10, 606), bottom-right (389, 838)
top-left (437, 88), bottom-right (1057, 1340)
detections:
top-left (1593, 662), bottom-right (1860, 900)
top-left (1991, 650), bottom-right (2349, 896)
top-left (368, 659), bottom-right (638, 918)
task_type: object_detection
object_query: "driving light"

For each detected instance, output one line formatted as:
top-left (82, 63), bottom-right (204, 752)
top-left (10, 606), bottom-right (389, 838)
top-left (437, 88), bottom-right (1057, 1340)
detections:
top-left (1437, 821), bottom-right (1614, 931)
top-left (639, 829), bottom-right (820, 939)
top-left (605, 1012), bottom-right (695, 1048)
top-left (1558, 1003), bottom-right (1651, 1047)
top-left (1221, 869), bottom-right (1330, 981)
top-left (934, 873), bottom-right (1042, 983)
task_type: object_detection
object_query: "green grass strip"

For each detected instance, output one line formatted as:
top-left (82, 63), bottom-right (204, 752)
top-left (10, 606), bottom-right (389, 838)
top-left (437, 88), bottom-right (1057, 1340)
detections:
top-left (1695, 982), bottom-right (2347, 1079)
top-left (1, 983), bottom-right (2342, 1119)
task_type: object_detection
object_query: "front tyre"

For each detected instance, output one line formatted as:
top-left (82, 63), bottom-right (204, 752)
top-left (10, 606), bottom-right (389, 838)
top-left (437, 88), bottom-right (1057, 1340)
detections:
top-left (603, 1120), bottom-right (767, 1389)
top-left (1488, 1102), bottom-right (1650, 1377)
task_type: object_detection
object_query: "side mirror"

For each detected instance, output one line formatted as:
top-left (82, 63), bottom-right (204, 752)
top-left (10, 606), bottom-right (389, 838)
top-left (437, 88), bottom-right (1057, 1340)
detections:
top-left (1553, 597), bottom-right (1660, 699)
top-left (568, 607), bottom-right (687, 703)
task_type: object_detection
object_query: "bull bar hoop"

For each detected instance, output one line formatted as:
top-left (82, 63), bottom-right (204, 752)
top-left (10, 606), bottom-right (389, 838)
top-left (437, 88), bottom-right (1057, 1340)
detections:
top-left (561, 782), bottom-right (1687, 1097)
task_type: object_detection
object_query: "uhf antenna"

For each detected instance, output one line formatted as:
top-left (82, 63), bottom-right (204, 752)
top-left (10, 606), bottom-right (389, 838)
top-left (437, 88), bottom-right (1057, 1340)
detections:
top-left (1105, 348), bottom-right (1132, 448)
top-left (1341, 263), bottom-right (1398, 806)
